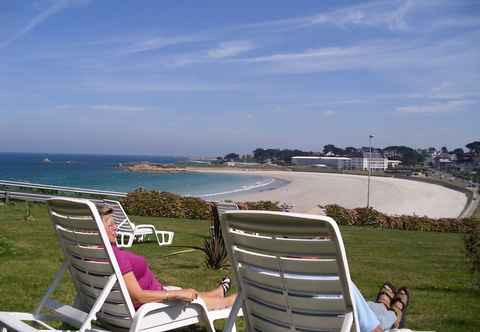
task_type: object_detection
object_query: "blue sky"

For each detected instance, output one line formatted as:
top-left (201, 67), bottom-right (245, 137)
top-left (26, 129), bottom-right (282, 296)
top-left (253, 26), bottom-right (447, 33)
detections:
top-left (0, 0), bottom-right (479, 156)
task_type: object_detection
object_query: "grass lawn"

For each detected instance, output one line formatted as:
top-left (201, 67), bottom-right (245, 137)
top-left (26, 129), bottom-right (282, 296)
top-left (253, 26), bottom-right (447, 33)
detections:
top-left (0, 202), bottom-right (479, 332)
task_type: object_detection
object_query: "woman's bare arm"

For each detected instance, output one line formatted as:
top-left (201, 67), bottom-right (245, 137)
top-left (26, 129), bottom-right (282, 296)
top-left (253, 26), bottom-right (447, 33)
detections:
top-left (122, 272), bottom-right (198, 304)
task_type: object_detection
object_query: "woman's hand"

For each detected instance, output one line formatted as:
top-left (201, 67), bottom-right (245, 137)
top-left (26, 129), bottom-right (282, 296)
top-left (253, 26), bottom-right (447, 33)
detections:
top-left (175, 288), bottom-right (198, 302)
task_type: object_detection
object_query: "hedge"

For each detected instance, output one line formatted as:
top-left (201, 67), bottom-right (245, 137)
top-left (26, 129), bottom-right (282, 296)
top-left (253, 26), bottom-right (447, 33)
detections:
top-left (121, 189), bottom-right (284, 220)
top-left (122, 189), bottom-right (212, 220)
top-left (323, 204), bottom-right (475, 233)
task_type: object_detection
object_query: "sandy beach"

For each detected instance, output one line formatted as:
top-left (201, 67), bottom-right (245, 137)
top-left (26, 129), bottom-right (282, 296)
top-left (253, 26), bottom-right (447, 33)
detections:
top-left (191, 169), bottom-right (467, 219)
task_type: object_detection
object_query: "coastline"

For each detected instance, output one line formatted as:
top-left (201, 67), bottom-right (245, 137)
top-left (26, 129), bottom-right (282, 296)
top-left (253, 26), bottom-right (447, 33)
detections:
top-left (185, 167), bottom-right (468, 219)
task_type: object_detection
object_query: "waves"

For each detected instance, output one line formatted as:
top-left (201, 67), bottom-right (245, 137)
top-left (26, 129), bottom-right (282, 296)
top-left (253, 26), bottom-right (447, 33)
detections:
top-left (196, 178), bottom-right (277, 198)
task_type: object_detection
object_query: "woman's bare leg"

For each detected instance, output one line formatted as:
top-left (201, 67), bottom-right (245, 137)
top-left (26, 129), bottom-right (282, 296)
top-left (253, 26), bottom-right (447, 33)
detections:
top-left (200, 294), bottom-right (237, 310)
top-left (199, 285), bottom-right (224, 298)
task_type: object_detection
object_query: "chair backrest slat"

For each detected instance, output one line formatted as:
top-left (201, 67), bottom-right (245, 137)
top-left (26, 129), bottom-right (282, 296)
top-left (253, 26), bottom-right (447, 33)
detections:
top-left (215, 201), bottom-right (239, 215)
top-left (221, 211), bottom-right (359, 332)
top-left (231, 230), bottom-right (337, 256)
top-left (47, 198), bottom-right (136, 328)
top-left (65, 243), bottom-right (109, 260)
top-left (102, 200), bottom-right (134, 233)
top-left (56, 227), bottom-right (104, 246)
top-left (71, 266), bottom-right (119, 289)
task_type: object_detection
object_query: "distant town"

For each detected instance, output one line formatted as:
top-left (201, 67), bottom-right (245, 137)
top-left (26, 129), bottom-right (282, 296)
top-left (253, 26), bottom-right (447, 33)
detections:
top-left (193, 141), bottom-right (480, 186)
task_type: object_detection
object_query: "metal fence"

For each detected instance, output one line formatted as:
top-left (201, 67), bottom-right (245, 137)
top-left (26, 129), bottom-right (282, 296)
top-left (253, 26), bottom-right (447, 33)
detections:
top-left (0, 180), bottom-right (127, 203)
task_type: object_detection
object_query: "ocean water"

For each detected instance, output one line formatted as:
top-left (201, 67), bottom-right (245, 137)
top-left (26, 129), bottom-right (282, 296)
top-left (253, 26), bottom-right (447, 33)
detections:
top-left (0, 153), bottom-right (274, 197)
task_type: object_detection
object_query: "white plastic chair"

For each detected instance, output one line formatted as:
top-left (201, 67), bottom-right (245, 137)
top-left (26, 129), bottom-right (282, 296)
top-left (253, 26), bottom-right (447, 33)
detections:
top-left (102, 200), bottom-right (174, 248)
top-left (220, 210), bottom-right (360, 332)
top-left (213, 201), bottom-right (240, 215)
top-left (0, 198), bottom-right (238, 332)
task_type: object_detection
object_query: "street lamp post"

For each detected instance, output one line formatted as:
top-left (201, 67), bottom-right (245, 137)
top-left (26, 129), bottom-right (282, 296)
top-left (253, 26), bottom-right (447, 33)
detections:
top-left (367, 134), bottom-right (374, 209)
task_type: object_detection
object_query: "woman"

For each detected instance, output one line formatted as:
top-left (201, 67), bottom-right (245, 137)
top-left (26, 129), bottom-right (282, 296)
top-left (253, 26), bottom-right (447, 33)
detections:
top-left (99, 206), bottom-right (237, 310)
top-left (100, 206), bottom-right (410, 331)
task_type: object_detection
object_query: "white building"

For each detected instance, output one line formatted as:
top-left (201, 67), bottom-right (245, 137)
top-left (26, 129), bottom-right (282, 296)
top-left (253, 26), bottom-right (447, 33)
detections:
top-left (291, 156), bottom-right (323, 166)
top-left (292, 154), bottom-right (400, 171)
top-left (349, 157), bottom-right (388, 171)
top-left (291, 156), bottom-right (350, 170)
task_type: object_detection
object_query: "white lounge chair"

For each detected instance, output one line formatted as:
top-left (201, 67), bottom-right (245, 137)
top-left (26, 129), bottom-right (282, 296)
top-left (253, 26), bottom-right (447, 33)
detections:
top-left (0, 197), bottom-right (238, 332)
top-left (102, 200), bottom-right (174, 248)
top-left (220, 211), bottom-right (360, 332)
top-left (213, 201), bottom-right (239, 215)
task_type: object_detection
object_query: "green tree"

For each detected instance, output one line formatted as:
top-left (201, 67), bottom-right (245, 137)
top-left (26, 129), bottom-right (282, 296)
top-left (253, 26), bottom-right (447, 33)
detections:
top-left (383, 146), bottom-right (424, 166)
top-left (466, 141), bottom-right (480, 154)
top-left (224, 153), bottom-right (239, 161)
top-left (452, 148), bottom-right (465, 160)
top-left (323, 144), bottom-right (345, 156)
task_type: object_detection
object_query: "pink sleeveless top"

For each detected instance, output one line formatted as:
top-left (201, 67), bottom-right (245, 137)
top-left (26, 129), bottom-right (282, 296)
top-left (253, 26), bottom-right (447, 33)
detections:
top-left (111, 245), bottom-right (165, 308)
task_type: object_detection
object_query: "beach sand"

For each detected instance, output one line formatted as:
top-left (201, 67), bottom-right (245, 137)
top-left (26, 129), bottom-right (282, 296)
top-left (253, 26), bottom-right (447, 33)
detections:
top-left (191, 169), bottom-right (467, 219)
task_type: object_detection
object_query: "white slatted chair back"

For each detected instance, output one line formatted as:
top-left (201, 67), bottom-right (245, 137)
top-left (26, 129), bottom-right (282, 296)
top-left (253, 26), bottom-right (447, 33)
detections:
top-left (214, 201), bottom-right (239, 215)
top-left (102, 199), bottom-right (134, 233)
top-left (220, 211), bottom-right (359, 332)
top-left (47, 198), bottom-right (136, 330)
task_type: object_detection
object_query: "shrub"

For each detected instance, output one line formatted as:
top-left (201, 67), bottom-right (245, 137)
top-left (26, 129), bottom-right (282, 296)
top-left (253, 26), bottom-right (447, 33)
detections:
top-left (122, 188), bottom-right (211, 220)
top-left (202, 204), bottom-right (229, 269)
top-left (239, 200), bottom-right (283, 211)
top-left (324, 204), bottom-right (472, 233)
top-left (324, 204), bottom-right (356, 225)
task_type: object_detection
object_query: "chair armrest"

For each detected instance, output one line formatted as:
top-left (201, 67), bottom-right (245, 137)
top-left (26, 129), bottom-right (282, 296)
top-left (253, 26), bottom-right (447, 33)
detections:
top-left (134, 224), bottom-right (157, 230)
top-left (131, 300), bottom-right (209, 332)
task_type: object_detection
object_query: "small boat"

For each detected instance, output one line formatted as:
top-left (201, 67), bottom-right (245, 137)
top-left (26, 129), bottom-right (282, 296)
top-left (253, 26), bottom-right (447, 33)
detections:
top-left (42, 158), bottom-right (51, 163)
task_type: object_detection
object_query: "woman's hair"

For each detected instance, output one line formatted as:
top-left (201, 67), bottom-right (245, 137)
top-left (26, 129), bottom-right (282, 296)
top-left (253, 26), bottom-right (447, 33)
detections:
top-left (98, 206), bottom-right (114, 217)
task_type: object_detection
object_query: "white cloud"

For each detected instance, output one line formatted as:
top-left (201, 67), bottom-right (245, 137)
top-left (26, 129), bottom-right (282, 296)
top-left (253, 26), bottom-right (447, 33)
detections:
top-left (240, 46), bottom-right (359, 63)
top-left (123, 34), bottom-right (204, 54)
top-left (235, 34), bottom-right (480, 75)
top-left (207, 40), bottom-right (254, 59)
top-left (91, 105), bottom-right (147, 112)
top-left (396, 100), bottom-right (473, 113)
top-left (308, 0), bottom-right (414, 31)
top-left (322, 110), bottom-right (335, 117)
top-left (0, 0), bottom-right (91, 48)
top-left (56, 104), bottom-right (148, 112)
top-left (238, 0), bottom-right (429, 33)
top-left (87, 80), bottom-right (241, 92)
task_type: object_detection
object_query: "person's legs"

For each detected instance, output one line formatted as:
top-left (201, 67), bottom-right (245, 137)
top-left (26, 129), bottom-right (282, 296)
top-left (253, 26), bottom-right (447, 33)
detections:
top-left (367, 302), bottom-right (397, 330)
top-left (200, 294), bottom-right (237, 310)
top-left (350, 282), bottom-right (382, 332)
top-left (198, 285), bottom-right (224, 298)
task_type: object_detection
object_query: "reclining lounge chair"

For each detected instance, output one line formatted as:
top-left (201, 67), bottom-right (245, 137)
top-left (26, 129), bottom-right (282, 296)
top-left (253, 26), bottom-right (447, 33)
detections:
top-left (0, 197), bottom-right (237, 332)
top-left (220, 210), bottom-right (361, 332)
top-left (102, 200), bottom-right (174, 248)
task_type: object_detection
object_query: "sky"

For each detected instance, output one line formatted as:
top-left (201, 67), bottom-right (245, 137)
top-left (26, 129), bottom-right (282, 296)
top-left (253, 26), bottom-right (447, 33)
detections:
top-left (0, 0), bottom-right (479, 156)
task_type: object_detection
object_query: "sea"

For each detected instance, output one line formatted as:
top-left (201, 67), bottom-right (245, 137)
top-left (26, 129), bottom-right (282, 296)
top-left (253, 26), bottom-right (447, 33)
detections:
top-left (0, 152), bottom-right (278, 198)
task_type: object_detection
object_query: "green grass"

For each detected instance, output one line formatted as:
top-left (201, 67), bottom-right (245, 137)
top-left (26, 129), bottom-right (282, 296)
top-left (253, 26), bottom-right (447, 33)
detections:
top-left (473, 202), bottom-right (480, 220)
top-left (0, 202), bottom-right (479, 331)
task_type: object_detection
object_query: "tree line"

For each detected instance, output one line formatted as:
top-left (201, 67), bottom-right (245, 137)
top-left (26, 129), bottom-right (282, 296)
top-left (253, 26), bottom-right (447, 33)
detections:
top-left (220, 141), bottom-right (480, 166)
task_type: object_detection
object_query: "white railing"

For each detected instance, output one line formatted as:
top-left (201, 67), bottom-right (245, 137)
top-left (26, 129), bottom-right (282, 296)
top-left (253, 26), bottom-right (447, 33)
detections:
top-left (0, 180), bottom-right (127, 202)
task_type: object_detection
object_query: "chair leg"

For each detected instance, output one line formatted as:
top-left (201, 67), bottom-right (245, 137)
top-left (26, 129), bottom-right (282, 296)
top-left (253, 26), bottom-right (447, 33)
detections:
top-left (223, 296), bottom-right (242, 332)
top-left (154, 232), bottom-right (162, 246)
top-left (127, 234), bottom-right (134, 247)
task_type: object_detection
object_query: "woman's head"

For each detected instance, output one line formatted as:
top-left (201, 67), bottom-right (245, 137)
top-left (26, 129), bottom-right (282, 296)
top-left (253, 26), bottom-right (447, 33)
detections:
top-left (99, 206), bottom-right (116, 243)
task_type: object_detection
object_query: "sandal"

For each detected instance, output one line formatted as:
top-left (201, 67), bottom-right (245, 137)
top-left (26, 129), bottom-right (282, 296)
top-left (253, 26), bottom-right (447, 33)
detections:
top-left (375, 282), bottom-right (396, 309)
top-left (218, 276), bottom-right (231, 296)
top-left (390, 287), bottom-right (410, 329)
